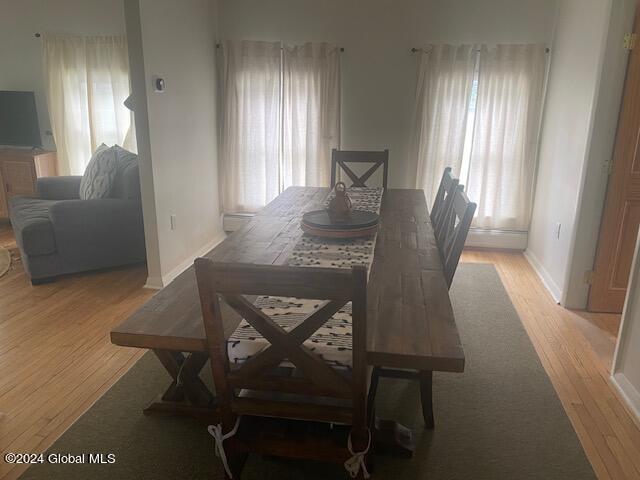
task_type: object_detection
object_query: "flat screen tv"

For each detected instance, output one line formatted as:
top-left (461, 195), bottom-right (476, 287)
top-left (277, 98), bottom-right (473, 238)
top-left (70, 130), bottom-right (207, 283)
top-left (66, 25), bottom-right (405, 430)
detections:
top-left (0, 91), bottom-right (42, 148)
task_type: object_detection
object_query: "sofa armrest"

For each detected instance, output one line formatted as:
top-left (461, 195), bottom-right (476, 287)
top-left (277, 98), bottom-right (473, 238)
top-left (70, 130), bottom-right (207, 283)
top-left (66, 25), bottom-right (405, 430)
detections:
top-left (37, 176), bottom-right (82, 200)
top-left (49, 198), bottom-right (146, 266)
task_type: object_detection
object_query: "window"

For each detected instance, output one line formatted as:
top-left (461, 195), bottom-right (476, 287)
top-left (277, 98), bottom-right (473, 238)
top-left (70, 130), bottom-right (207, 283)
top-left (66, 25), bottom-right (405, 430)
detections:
top-left (43, 35), bottom-right (135, 175)
top-left (219, 41), bottom-right (340, 214)
top-left (459, 64), bottom-right (480, 188)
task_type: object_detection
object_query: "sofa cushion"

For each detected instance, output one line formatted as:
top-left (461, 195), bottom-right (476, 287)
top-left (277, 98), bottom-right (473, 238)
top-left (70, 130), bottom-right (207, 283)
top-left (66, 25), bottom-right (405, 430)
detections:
top-left (79, 144), bottom-right (119, 200)
top-left (111, 145), bottom-right (140, 199)
top-left (9, 197), bottom-right (58, 256)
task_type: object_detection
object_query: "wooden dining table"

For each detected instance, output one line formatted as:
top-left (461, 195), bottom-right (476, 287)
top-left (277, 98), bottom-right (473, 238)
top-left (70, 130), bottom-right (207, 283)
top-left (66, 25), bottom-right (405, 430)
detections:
top-left (110, 186), bottom-right (464, 453)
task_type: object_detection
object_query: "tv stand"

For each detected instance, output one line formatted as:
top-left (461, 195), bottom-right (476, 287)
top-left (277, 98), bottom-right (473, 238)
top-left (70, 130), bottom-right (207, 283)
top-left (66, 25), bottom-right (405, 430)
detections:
top-left (0, 149), bottom-right (57, 219)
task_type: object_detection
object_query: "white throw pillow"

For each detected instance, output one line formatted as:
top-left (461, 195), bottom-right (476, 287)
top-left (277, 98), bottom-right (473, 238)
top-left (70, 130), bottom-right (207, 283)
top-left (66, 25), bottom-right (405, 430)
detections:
top-left (79, 144), bottom-right (120, 200)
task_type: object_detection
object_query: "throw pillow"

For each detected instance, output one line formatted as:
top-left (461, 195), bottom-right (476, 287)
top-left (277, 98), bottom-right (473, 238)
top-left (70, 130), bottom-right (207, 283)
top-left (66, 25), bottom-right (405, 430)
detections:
top-left (111, 145), bottom-right (140, 199)
top-left (79, 144), bottom-right (119, 200)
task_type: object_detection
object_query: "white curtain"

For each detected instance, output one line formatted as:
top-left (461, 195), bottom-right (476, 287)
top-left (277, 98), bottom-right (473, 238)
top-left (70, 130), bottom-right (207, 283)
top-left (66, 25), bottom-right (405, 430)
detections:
top-left (282, 43), bottom-right (340, 189)
top-left (411, 45), bottom-right (477, 206)
top-left (43, 35), bottom-right (135, 176)
top-left (220, 40), bottom-right (341, 214)
top-left (466, 44), bottom-right (547, 231)
top-left (220, 40), bottom-right (281, 213)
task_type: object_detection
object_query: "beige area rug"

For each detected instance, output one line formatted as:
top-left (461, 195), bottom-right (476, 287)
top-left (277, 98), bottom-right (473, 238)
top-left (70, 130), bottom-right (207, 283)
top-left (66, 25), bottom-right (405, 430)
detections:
top-left (0, 246), bottom-right (11, 278)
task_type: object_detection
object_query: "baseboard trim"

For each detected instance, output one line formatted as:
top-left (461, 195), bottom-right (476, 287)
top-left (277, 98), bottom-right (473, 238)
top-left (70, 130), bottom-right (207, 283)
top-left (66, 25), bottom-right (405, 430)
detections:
top-left (144, 231), bottom-right (227, 290)
top-left (466, 229), bottom-right (527, 250)
top-left (524, 248), bottom-right (562, 303)
top-left (144, 275), bottom-right (164, 290)
top-left (611, 372), bottom-right (640, 424)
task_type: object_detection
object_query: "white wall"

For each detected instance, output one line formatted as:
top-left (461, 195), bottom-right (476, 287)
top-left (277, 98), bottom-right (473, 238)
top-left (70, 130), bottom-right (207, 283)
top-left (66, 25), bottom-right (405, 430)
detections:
top-left (218, 0), bottom-right (557, 189)
top-left (125, 0), bottom-right (225, 288)
top-left (0, 0), bottom-right (126, 151)
top-left (563, 0), bottom-right (636, 308)
top-left (612, 231), bottom-right (640, 422)
top-left (525, 0), bottom-right (615, 302)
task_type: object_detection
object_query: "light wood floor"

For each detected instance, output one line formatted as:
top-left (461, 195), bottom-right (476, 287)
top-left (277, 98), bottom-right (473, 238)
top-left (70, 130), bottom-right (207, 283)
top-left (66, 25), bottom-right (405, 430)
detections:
top-left (0, 223), bottom-right (153, 480)
top-left (1, 225), bottom-right (639, 479)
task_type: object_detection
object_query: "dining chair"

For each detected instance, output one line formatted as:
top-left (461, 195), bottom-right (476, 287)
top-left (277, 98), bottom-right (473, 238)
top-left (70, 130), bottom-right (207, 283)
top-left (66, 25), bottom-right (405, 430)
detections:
top-left (430, 168), bottom-right (459, 246)
top-left (194, 260), bottom-right (371, 479)
top-left (438, 185), bottom-right (477, 288)
top-left (368, 187), bottom-right (476, 428)
top-left (330, 148), bottom-right (389, 189)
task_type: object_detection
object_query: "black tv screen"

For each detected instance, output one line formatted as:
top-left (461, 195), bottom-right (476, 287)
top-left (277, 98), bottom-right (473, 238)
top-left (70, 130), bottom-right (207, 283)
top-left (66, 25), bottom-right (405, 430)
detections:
top-left (0, 91), bottom-right (42, 147)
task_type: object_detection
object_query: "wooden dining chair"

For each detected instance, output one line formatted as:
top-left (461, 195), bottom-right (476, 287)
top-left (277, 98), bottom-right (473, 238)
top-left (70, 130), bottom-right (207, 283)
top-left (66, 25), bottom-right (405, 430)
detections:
top-left (194, 260), bottom-right (371, 479)
top-left (368, 187), bottom-right (475, 429)
top-left (330, 148), bottom-right (389, 189)
top-left (430, 168), bottom-right (459, 246)
top-left (437, 185), bottom-right (476, 288)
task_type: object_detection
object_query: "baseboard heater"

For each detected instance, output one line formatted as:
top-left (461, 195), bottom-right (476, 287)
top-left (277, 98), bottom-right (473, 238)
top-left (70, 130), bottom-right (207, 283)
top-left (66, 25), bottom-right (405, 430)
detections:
top-left (466, 228), bottom-right (527, 250)
top-left (223, 213), bottom-right (254, 232)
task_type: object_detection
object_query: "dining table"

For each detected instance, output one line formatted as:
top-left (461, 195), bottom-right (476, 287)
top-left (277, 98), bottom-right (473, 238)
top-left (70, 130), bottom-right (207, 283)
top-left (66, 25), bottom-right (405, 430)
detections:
top-left (110, 186), bottom-right (465, 455)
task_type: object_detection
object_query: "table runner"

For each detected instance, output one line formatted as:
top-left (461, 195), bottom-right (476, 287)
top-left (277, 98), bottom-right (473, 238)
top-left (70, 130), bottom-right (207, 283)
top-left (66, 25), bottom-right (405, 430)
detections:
top-left (227, 188), bottom-right (383, 368)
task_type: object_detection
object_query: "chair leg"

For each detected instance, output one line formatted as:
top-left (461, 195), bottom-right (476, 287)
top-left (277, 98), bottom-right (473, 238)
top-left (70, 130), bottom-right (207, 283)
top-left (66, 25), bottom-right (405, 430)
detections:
top-left (367, 367), bottom-right (380, 424)
top-left (419, 370), bottom-right (434, 429)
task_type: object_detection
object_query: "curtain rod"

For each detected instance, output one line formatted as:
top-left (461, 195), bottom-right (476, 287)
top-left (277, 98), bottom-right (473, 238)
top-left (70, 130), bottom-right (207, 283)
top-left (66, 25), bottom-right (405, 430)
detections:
top-left (215, 43), bottom-right (344, 52)
top-left (411, 46), bottom-right (551, 53)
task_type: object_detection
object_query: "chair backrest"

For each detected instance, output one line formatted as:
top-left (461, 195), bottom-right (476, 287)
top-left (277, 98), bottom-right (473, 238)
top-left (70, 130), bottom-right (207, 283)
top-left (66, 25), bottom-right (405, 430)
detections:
top-left (194, 260), bottom-right (368, 434)
top-left (437, 186), bottom-right (476, 288)
top-left (330, 149), bottom-right (389, 189)
top-left (431, 168), bottom-right (458, 243)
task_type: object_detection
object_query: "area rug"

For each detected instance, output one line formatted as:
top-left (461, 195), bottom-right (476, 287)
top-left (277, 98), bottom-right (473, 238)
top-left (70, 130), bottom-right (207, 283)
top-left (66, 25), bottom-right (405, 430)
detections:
top-left (19, 264), bottom-right (595, 479)
top-left (0, 246), bottom-right (10, 278)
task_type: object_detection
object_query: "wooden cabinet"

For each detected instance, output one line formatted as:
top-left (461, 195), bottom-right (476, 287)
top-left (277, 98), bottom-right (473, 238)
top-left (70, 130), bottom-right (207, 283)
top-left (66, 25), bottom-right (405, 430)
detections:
top-left (0, 149), bottom-right (57, 218)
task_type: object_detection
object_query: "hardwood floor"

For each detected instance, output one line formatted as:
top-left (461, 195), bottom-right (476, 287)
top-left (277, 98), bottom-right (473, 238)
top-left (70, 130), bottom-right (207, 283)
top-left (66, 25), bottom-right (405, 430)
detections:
top-left (0, 222), bottom-right (153, 480)
top-left (1, 223), bottom-right (638, 479)
top-left (462, 249), bottom-right (640, 480)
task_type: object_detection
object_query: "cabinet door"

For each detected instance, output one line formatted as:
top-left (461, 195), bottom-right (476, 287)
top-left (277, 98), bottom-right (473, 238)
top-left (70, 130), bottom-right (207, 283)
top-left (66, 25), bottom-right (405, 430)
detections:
top-left (2, 160), bottom-right (36, 197)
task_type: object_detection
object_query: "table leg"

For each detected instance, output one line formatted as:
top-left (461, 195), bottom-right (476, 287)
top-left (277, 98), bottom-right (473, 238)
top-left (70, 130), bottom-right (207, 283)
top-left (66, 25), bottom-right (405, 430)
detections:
top-left (419, 370), bottom-right (435, 429)
top-left (144, 349), bottom-right (219, 421)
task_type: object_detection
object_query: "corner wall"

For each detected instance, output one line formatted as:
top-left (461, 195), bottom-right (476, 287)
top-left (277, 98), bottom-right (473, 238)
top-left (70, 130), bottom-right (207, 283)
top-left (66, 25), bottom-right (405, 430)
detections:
top-left (526, 0), bottom-right (616, 303)
top-left (125, 0), bottom-right (225, 288)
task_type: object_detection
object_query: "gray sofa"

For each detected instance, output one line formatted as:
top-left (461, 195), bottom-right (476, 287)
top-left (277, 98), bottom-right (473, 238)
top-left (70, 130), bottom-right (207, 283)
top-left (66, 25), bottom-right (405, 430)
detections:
top-left (9, 164), bottom-right (146, 284)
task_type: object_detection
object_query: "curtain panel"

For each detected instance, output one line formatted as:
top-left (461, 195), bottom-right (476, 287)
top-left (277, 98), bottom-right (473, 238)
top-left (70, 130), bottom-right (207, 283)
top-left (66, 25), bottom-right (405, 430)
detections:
top-left (43, 35), bottom-right (135, 176)
top-left (282, 43), bottom-right (340, 189)
top-left (220, 40), bottom-right (282, 214)
top-left (467, 44), bottom-right (547, 231)
top-left (412, 43), bottom-right (547, 232)
top-left (219, 40), bottom-right (340, 214)
top-left (411, 45), bottom-right (477, 207)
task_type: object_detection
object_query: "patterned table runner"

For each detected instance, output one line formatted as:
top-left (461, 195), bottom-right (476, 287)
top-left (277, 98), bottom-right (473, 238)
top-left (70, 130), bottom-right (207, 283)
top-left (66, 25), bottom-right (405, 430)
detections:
top-left (227, 188), bottom-right (383, 368)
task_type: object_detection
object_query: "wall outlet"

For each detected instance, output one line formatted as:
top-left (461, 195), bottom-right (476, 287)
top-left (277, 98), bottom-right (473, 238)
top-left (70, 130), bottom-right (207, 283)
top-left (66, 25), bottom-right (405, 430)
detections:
top-left (170, 214), bottom-right (177, 231)
top-left (555, 222), bottom-right (561, 239)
